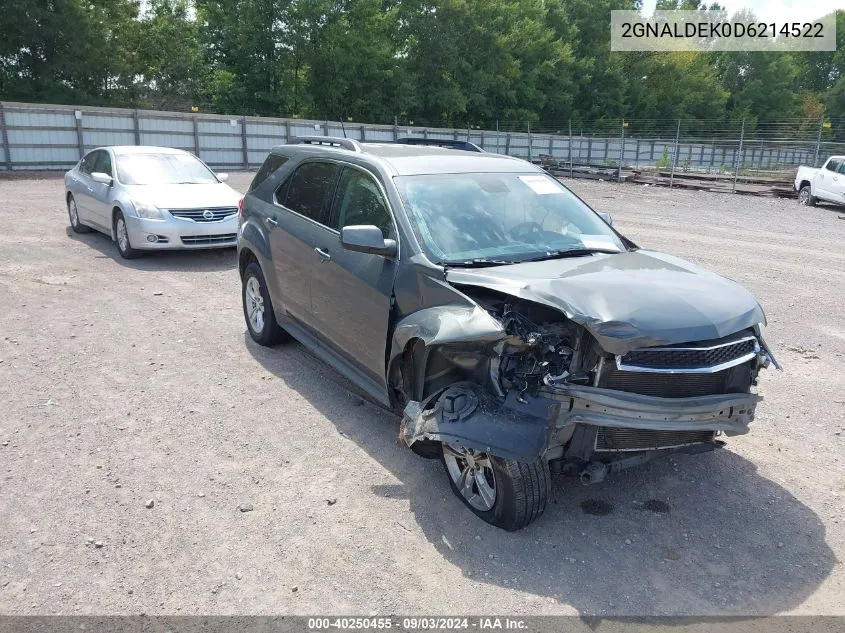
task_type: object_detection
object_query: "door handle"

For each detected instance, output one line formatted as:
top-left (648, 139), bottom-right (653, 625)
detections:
top-left (266, 217), bottom-right (278, 226)
top-left (314, 247), bottom-right (331, 261)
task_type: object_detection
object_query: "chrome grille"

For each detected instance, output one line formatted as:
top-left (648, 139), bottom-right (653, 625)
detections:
top-left (595, 427), bottom-right (715, 452)
top-left (169, 207), bottom-right (237, 222)
top-left (180, 233), bottom-right (237, 246)
top-left (617, 335), bottom-right (758, 372)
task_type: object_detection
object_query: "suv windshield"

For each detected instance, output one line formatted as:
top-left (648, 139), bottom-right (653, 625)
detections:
top-left (117, 153), bottom-right (218, 185)
top-left (395, 172), bottom-right (625, 264)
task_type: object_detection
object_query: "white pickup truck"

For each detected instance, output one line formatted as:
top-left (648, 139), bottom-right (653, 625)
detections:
top-left (795, 156), bottom-right (845, 206)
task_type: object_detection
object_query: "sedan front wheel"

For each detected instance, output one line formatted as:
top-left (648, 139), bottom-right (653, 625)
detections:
top-left (114, 211), bottom-right (140, 259)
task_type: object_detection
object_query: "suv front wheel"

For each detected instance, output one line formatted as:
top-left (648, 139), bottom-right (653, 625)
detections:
top-left (242, 261), bottom-right (289, 346)
top-left (441, 443), bottom-right (550, 531)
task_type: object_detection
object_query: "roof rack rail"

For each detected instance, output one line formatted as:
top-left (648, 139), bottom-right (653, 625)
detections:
top-left (394, 138), bottom-right (483, 152)
top-left (288, 136), bottom-right (362, 152)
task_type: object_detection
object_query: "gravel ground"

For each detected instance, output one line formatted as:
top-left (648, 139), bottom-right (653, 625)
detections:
top-left (0, 173), bottom-right (843, 616)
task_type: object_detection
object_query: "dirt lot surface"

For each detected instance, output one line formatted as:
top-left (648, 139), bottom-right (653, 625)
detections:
top-left (1, 173), bottom-right (843, 616)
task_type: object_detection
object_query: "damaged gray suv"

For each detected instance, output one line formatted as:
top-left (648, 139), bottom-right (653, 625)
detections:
top-left (238, 137), bottom-right (779, 531)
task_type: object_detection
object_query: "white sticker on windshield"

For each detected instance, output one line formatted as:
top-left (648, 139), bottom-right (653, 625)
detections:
top-left (581, 235), bottom-right (622, 251)
top-left (519, 175), bottom-right (563, 195)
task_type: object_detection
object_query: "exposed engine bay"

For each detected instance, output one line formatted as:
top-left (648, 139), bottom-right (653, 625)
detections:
top-left (400, 286), bottom-right (772, 483)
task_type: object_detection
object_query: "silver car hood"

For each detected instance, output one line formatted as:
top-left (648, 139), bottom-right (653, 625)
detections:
top-left (125, 182), bottom-right (241, 210)
top-left (445, 249), bottom-right (765, 354)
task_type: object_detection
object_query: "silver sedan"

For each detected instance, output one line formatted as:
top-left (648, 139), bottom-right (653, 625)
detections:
top-left (64, 146), bottom-right (242, 258)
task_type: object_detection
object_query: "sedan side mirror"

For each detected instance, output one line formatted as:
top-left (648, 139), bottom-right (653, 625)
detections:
top-left (341, 225), bottom-right (397, 258)
top-left (598, 212), bottom-right (613, 226)
top-left (216, 173), bottom-right (229, 182)
top-left (90, 172), bottom-right (113, 186)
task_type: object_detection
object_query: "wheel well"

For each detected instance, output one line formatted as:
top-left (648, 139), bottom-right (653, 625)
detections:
top-left (239, 248), bottom-right (258, 279)
top-left (66, 191), bottom-right (73, 203)
top-left (799, 180), bottom-right (811, 190)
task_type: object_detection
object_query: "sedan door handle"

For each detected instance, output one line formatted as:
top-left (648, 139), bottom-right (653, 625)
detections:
top-left (314, 247), bottom-right (331, 261)
top-left (266, 217), bottom-right (278, 226)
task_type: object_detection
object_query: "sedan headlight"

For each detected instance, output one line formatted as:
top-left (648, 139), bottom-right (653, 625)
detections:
top-left (132, 200), bottom-right (165, 220)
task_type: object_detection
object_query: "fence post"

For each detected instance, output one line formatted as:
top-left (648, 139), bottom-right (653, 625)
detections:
top-left (496, 120), bottom-right (500, 154)
top-left (0, 103), bottom-right (11, 171)
top-left (360, 124), bottom-right (365, 141)
top-left (547, 134), bottom-right (553, 158)
top-left (635, 138), bottom-right (640, 170)
top-left (527, 120), bottom-right (532, 162)
top-left (618, 118), bottom-right (625, 182)
top-left (285, 119), bottom-right (291, 143)
top-left (192, 116), bottom-right (200, 156)
top-left (241, 116), bottom-right (249, 169)
top-left (669, 119), bottom-right (681, 188)
top-left (568, 119), bottom-right (573, 178)
top-left (466, 125), bottom-right (470, 142)
top-left (505, 132), bottom-right (511, 156)
top-left (813, 116), bottom-right (823, 166)
top-left (732, 119), bottom-right (745, 194)
top-left (73, 109), bottom-right (85, 158)
top-left (133, 109), bottom-right (141, 145)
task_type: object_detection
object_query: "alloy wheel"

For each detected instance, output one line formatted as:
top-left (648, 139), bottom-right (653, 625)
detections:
top-left (442, 443), bottom-right (497, 511)
top-left (117, 218), bottom-right (129, 253)
top-left (245, 275), bottom-right (265, 334)
top-left (68, 198), bottom-right (79, 226)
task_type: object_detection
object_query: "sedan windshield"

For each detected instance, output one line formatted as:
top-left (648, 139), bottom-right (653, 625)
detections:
top-left (117, 153), bottom-right (218, 185)
top-left (395, 172), bottom-right (625, 265)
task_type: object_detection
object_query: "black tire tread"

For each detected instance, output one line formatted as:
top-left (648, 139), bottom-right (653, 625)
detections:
top-left (443, 449), bottom-right (550, 531)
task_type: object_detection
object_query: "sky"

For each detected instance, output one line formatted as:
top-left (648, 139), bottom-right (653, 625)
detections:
top-left (640, 0), bottom-right (843, 22)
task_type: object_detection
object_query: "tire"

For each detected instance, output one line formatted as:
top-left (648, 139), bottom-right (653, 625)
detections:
top-left (242, 261), bottom-right (289, 346)
top-left (67, 195), bottom-right (91, 233)
top-left (798, 186), bottom-right (816, 207)
top-left (441, 443), bottom-right (550, 531)
top-left (113, 210), bottom-right (140, 259)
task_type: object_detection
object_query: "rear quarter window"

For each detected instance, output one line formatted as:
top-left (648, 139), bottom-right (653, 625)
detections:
top-left (248, 154), bottom-right (288, 193)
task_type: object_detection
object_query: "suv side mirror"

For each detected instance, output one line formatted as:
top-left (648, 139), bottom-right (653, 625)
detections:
top-left (90, 172), bottom-right (113, 186)
top-left (216, 173), bottom-right (229, 182)
top-left (341, 225), bottom-right (397, 258)
top-left (598, 212), bottom-right (613, 226)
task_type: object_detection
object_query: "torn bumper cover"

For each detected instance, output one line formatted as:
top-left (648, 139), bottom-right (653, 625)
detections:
top-left (402, 384), bottom-right (560, 461)
top-left (402, 383), bottom-right (760, 462)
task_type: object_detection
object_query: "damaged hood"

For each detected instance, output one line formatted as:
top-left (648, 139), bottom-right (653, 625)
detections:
top-left (446, 250), bottom-right (764, 354)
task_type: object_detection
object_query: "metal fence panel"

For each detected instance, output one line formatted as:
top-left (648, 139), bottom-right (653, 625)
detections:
top-left (2, 101), bottom-right (844, 183)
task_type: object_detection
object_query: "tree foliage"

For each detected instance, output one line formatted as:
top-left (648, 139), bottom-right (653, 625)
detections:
top-left (1, 0), bottom-right (843, 135)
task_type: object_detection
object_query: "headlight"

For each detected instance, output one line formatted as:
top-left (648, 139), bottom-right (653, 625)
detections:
top-left (133, 200), bottom-right (165, 220)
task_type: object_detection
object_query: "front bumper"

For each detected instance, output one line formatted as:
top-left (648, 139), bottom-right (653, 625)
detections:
top-left (124, 214), bottom-right (238, 250)
top-left (402, 382), bottom-right (759, 463)
top-left (544, 384), bottom-right (759, 436)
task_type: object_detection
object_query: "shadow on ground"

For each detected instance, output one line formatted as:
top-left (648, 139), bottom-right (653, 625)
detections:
top-left (65, 226), bottom-right (236, 272)
top-left (246, 335), bottom-right (834, 615)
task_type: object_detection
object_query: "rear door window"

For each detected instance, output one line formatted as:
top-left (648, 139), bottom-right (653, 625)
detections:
top-left (278, 161), bottom-right (341, 225)
top-left (249, 154), bottom-right (288, 193)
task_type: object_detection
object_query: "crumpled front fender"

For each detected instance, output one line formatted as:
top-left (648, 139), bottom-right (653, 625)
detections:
top-left (401, 383), bottom-right (561, 461)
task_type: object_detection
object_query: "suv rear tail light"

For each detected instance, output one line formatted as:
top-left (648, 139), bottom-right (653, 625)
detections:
top-left (237, 198), bottom-right (245, 218)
